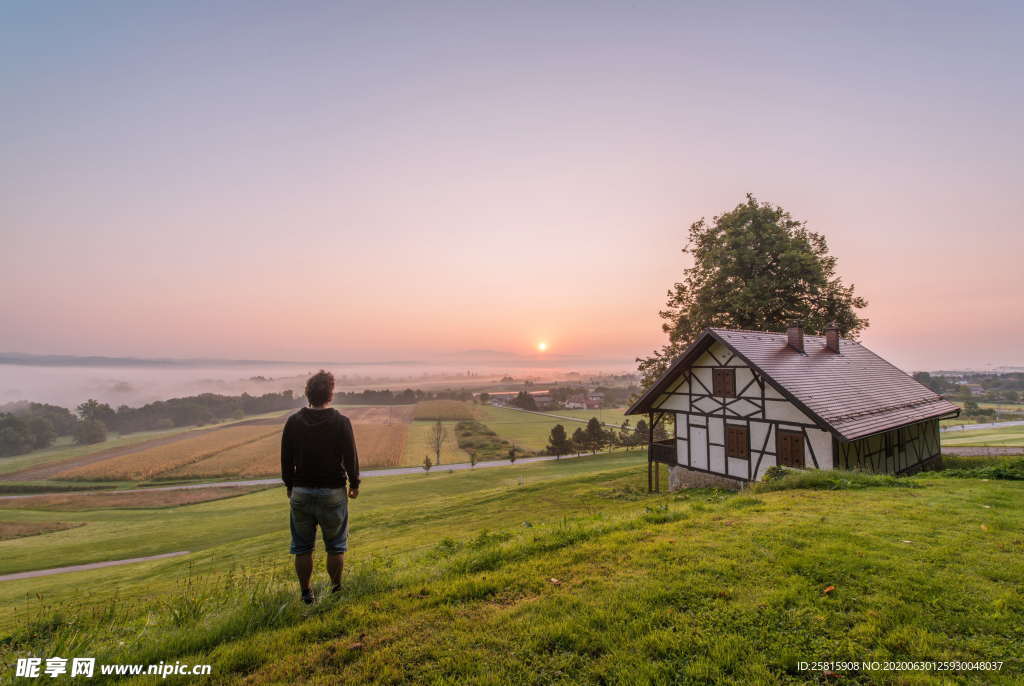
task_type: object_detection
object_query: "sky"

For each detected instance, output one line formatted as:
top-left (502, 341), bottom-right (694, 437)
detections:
top-left (2, 1), bottom-right (1022, 372)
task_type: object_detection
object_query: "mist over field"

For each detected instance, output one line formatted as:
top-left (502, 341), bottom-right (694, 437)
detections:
top-left (0, 355), bottom-right (634, 409)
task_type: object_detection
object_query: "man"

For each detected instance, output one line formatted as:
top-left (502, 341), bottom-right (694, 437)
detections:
top-left (281, 370), bottom-right (360, 604)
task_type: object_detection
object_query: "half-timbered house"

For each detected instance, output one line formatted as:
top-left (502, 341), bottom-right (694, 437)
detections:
top-left (627, 324), bottom-right (959, 490)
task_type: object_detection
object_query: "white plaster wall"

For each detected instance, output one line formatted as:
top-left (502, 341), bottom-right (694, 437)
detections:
top-left (647, 339), bottom-right (838, 480)
top-left (764, 399), bottom-right (816, 425)
top-left (690, 425), bottom-right (708, 470)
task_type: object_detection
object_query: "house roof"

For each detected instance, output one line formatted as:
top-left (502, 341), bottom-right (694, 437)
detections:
top-left (627, 328), bottom-right (959, 441)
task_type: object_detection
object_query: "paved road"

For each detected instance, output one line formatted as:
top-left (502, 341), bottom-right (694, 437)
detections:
top-left (0, 551), bottom-right (190, 582)
top-left (941, 419), bottom-right (1024, 432)
top-left (0, 451), bottom-right (601, 500)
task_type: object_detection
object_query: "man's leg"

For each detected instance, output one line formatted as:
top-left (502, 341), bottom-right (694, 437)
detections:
top-left (289, 489), bottom-right (317, 603)
top-left (326, 553), bottom-right (343, 590)
top-left (295, 552), bottom-right (314, 592)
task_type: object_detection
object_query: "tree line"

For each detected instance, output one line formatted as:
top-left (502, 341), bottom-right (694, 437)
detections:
top-left (333, 388), bottom-right (475, 405)
top-left (545, 418), bottom-right (668, 457)
top-left (913, 372), bottom-right (1023, 404)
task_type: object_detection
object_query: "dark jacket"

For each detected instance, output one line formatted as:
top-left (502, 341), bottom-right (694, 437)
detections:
top-left (280, 408), bottom-right (360, 490)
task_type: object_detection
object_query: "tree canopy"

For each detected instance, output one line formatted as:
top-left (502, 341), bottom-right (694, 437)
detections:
top-left (638, 195), bottom-right (868, 386)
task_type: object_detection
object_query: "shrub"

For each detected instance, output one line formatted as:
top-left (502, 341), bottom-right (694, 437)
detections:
top-left (937, 458), bottom-right (1024, 481)
top-left (752, 469), bottom-right (920, 493)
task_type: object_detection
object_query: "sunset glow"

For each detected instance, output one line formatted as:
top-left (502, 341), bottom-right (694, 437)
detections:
top-left (1, 3), bottom-right (1022, 372)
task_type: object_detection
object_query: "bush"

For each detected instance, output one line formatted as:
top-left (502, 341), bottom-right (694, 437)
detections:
top-left (752, 469), bottom-right (920, 493)
top-left (937, 458), bottom-right (1024, 481)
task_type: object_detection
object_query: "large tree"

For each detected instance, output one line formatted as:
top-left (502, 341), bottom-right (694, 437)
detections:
top-left (638, 195), bottom-right (868, 386)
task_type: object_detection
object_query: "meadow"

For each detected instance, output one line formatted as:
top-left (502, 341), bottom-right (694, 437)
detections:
top-left (1, 453), bottom-right (1021, 685)
top-left (477, 406), bottom-right (630, 452)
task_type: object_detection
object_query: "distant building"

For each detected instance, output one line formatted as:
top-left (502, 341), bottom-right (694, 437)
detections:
top-left (586, 391), bottom-right (604, 409)
top-left (564, 394), bottom-right (586, 409)
top-left (531, 392), bottom-right (554, 409)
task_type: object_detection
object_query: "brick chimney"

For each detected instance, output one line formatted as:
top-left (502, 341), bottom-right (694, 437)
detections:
top-left (786, 321), bottom-right (804, 353)
top-left (825, 321), bottom-right (841, 353)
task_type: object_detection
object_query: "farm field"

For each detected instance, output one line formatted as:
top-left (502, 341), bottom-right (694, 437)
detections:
top-left (1, 454), bottom-right (1022, 684)
top-left (14, 407), bottom-right (417, 482)
top-left (0, 428), bottom-right (199, 479)
top-left (341, 405), bottom-right (416, 424)
top-left (0, 520), bottom-right (84, 541)
top-left (56, 425), bottom-right (280, 481)
top-left (0, 409), bottom-right (293, 482)
top-left (942, 424), bottom-right (1024, 447)
top-left (412, 399), bottom-right (476, 421)
top-left (165, 433), bottom-right (282, 478)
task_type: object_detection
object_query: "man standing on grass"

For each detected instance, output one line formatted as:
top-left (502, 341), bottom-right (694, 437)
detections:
top-left (281, 370), bottom-right (360, 604)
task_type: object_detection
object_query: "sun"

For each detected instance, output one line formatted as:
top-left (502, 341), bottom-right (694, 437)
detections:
top-left (537, 341), bottom-right (548, 352)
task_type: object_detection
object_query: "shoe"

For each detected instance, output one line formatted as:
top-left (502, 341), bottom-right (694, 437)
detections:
top-left (301, 588), bottom-right (315, 605)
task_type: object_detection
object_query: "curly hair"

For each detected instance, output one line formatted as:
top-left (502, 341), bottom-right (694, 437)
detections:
top-left (305, 370), bottom-right (335, 407)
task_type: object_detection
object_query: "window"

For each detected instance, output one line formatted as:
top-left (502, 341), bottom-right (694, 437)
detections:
top-left (776, 429), bottom-right (805, 468)
top-left (725, 424), bottom-right (749, 459)
top-left (712, 368), bottom-right (736, 397)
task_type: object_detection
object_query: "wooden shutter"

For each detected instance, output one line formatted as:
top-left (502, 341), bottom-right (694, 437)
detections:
top-left (712, 368), bottom-right (736, 398)
top-left (776, 429), bottom-right (805, 468)
top-left (725, 424), bottom-right (749, 459)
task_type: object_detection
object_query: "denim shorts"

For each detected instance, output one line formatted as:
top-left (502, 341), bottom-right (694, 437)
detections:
top-left (289, 487), bottom-right (349, 555)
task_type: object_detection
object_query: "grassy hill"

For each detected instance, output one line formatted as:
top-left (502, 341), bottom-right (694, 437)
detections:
top-left (2, 453), bottom-right (1022, 684)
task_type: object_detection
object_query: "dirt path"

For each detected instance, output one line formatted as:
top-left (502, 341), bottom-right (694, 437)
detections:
top-left (0, 551), bottom-right (190, 582)
top-left (1, 415), bottom-right (289, 482)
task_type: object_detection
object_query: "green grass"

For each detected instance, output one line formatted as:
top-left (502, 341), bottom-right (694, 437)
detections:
top-left (543, 407), bottom-right (631, 426)
top-left (941, 425), bottom-right (1024, 447)
top-left (1, 455), bottom-right (1022, 684)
